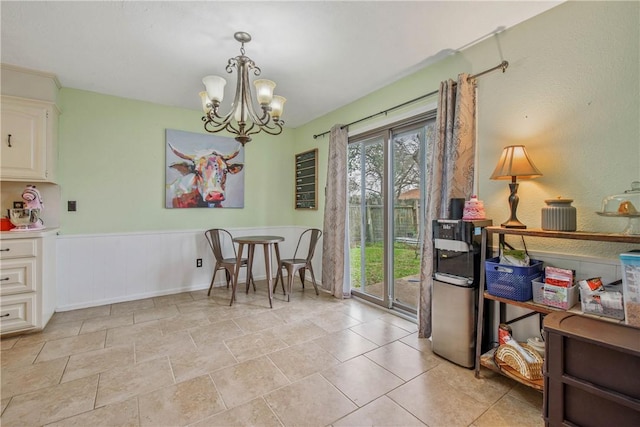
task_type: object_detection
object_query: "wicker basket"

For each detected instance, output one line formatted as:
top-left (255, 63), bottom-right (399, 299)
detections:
top-left (495, 343), bottom-right (543, 380)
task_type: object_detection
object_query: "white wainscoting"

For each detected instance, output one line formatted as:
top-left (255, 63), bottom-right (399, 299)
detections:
top-left (56, 226), bottom-right (321, 311)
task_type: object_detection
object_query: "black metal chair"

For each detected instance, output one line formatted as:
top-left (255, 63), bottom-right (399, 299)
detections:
top-left (204, 228), bottom-right (254, 296)
top-left (274, 228), bottom-right (322, 301)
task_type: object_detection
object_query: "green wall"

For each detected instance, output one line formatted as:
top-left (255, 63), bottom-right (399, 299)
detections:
top-left (58, 89), bottom-right (295, 234)
top-left (291, 1), bottom-right (639, 257)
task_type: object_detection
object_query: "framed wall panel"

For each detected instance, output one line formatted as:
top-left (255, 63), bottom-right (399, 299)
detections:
top-left (295, 149), bottom-right (317, 210)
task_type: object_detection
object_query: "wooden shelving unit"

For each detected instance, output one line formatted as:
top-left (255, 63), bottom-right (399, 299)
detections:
top-left (474, 226), bottom-right (640, 391)
top-left (294, 149), bottom-right (317, 210)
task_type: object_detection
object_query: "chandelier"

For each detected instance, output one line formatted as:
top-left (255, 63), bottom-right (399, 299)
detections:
top-left (199, 32), bottom-right (286, 145)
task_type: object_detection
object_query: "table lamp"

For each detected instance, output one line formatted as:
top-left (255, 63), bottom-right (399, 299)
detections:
top-left (490, 145), bottom-right (542, 229)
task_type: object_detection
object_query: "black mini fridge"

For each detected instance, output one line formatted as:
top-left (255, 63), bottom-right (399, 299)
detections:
top-left (431, 219), bottom-right (491, 368)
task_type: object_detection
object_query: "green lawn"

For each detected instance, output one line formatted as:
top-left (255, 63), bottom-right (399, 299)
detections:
top-left (350, 242), bottom-right (422, 287)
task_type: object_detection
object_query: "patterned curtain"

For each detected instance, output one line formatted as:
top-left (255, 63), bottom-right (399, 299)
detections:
top-left (418, 74), bottom-right (476, 338)
top-left (322, 124), bottom-right (350, 298)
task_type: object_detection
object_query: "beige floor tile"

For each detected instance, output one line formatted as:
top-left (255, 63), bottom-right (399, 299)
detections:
top-left (334, 395), bottom-right (427, 426)
top-left (176, 297), bottom-right (223, 314)
top-left (313, 329), bottom-right (378, 362)
top-left (133, 304), bottom-right (179, 323)
top-left (49, 305), bottom-right (112, 324)
top-left (138, 375), bottom-right (225, 426)
top-left (429, 361), bottom-right (513, 405)
top-left (399, 332), bottom-right (434, 354)
top-left (1, 397), bottom-right (10, 414)
top-left (95, 357), bottom-right (174, 407)
top-left (265, 373), bottom-right (357, 426)
top-left (43, 397), bottom-right (139, 427)
top-left (270, 304), bottom-right (317, 324)
top-left (156, 309), bottom-right (211, 334)
top-left (191, 397), bottom-right (283, 427)
top-left (134, 330), bottom-right (197, 363)
top-left (339, 300), bottom-right (386, 322)
top-left (189, 289), bottom-right (212, 301)
top-left (110, 297), bottom-right (155, 316)
top-left (13, 321), bottom-right (83, 347)
top-left (365, 340), bottom-right (441, 381)
top-left (473, 394), bottom-right (544, 427)
top-left (350, 318), bottom-right (412, 346)
top-left (308, 309), bottom-right (361, 333)
top-left (387, 370), bottom-right (489, 427)
top-left (271, 319), bottom-right (328, 346)
top-left (189, 319), bottom-right (244, 347)
top-left (233, 311), bottom-right (286, 333)
top-left (36, 330), bottom-right (106, 362)
top-left (1, 375), bottom-right (98, 426)
top-left (210, 355), bottom-right (289, 408)
top-left (1, 357), bottom-right (67, 398)
top-left (79, 313), bottom-right (133, 334)
top-left (152, 292), bottom-right (194, 307)
top-left (104, 319), bottom-right (162, 347)
top-left (1, 340), bottom-right (45, 367)
top-left (378, 313), bottom-right (420, 332)
top-left (169, 341), bottom-right (237, 383)
top-left (268, 341), bottom-right (339, 382)
top-left (322, 355), bottom-right (403, 407)
top-left (0, 336), bottom-right (19, 350)
top-left (224, 328), bottom-right (289, 362)
top-left (508, 382), bottom-right (544, 408)
top-left (62, 344), bottom-right (134, 383)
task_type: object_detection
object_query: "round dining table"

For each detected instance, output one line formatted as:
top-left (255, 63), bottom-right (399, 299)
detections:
top-left (230, 235), bottom-right (284, 308)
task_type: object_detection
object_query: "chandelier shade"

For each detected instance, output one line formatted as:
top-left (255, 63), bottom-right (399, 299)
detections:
top-left (200, 32), bottom-right (286, 145)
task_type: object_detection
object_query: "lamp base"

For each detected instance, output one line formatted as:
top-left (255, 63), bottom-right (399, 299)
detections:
top-left (501, 219), bottom-right (527, 229)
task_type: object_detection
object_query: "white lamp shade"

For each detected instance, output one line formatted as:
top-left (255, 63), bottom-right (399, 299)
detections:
top-left (490, 145), bottom-right (542, 180)
top-left (233, 103), bottom-right (248, 123)
top-left (254, 79), bottom-right (276, 105)
top-left (199, 91), bottom-right (212, 114)
top-left (202, 75), bottom-right (227, 103)
top-left (270, 95), bottom-right (286, 120)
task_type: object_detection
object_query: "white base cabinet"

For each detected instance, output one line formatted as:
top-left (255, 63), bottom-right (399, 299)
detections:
top-left (0, 229), bottom-right (57, 335)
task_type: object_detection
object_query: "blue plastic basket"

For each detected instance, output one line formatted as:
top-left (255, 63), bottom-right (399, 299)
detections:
top-left (485, 257), bottom-right (543, 301)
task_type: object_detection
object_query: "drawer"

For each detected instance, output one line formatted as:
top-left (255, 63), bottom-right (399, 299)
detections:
top-left (0, 258), bottom-right (36, 295)
top-left (0, 239), bottom-right (37, 259)
top-left (1, 293), bottom-right (35, 333)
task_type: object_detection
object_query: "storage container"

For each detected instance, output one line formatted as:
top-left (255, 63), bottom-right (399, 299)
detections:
top-left (620, 251), bottom-right (640, 327)
top-left (544, 283), bottom-right (579, 309)
top-left (580, 283), bottom-right (625, 320)
top-left (485, 257), bottom-right (543, 301)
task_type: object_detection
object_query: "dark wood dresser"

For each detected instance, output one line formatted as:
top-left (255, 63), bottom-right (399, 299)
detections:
top-left (543, 312), bottom-right (640, 426)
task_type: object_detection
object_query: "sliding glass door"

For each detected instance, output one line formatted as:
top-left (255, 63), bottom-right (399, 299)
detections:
top-left (348, 114), bottom-right (435, 314)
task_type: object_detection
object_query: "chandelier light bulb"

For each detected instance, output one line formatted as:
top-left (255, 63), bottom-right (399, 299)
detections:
top-left (202, 75), bottom-right (227, 104)
top-left (270, 95), bottom-right (286, 121)
top-left (254, 79), bottom-right (276, 106)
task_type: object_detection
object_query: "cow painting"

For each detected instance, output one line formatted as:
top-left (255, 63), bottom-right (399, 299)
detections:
top-left (165, 130), bottom-right (244, 208)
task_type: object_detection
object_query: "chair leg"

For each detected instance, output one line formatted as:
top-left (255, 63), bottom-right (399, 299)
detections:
top-left (225, 269), bottom-right (231, 288)
top-left (208, 268), bottom-right (219, 296)
top-left (287, 267), bottom-right (296, 302)
top-left (308, 264), bottom-right (319, 295)
top-left (298, 268), bottom-right (306, 288)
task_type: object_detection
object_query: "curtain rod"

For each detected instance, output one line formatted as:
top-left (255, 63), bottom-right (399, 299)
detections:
top-left (313, 60), bottom-right (509, 139)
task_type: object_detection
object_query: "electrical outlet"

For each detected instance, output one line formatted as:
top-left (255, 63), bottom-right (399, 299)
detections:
top-left (196, 258), bottom-right (202, 268)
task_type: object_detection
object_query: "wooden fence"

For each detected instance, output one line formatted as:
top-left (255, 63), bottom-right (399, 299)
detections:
top-left (349, 205), bottom-right (418, 245)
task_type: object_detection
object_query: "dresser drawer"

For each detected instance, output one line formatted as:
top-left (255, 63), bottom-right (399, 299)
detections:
top-left (1, 293), bottom-right (36, 333)
top-left (0, 238), bottom-right (37, 259)
top-left (0, 258), bottom-right (36, 295)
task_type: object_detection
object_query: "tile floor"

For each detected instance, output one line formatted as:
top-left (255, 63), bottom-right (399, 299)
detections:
top-left (1, 280), bottom-right (543, 426)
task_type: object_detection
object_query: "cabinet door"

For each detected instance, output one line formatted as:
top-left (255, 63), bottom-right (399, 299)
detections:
top-left (0, 99), bottom-right (48, 180)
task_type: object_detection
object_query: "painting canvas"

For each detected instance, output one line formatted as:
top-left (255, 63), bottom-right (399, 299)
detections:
top-left (165, 129), bottom-right (245, 208)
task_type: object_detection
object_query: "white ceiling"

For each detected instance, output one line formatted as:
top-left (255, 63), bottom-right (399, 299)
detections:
top-left (1, 1), bottom-right (562, 128)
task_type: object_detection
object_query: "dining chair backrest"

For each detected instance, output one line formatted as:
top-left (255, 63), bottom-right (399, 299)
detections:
top-left (293, 228), bottom-right (323, 261)
top-left (205, 228), bottom-right (235, 261)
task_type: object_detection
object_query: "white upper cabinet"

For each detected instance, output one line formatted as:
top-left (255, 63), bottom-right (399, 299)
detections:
top-left (1, 96), bottom-right (58, 182)
top-left (0, 65), bottom-right (60, 183)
